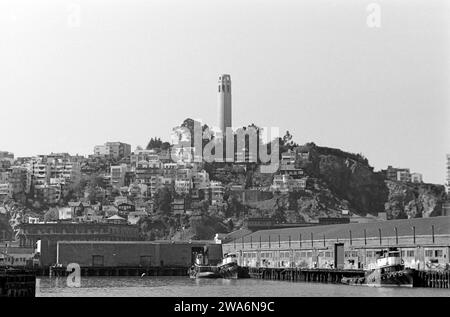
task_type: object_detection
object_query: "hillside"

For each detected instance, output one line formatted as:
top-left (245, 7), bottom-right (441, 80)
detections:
top-left (384, 181), bottom-right (446, 219)
top-left (242, 143), bottom-right (447, 221)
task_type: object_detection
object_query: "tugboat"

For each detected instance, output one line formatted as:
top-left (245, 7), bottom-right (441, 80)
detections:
top-left (365, 248), bottom-right (415, 287)
top-left (342, 247), bottom-right (415, 287)
top-left (217, 253), bottom-right (249, 279)
top-left (189, 253), bottom-right (221, 279)
top-left (189, 252), bottom-right (250, 279)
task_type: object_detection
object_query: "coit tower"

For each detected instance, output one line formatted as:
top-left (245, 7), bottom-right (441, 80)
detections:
top-left (217, 74), bottom-right (232, 134)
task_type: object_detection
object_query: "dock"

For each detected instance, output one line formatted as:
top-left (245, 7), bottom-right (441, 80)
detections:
top-left (248, 267), bottom-right (365, 284)
top-left (247, 267), bottom-right (450, 288)
top-left (47, 266), bottom-right (189, 277)
top-left (0, 268), bottom-right (36, 297)
top-left (414, 270), bottom-right (450, 288)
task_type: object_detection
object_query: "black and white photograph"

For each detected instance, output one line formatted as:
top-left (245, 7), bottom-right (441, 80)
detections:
top-left (0, 0), bottom-right (449, 305)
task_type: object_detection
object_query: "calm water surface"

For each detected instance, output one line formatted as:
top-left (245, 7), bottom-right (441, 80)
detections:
top-left (36, 276), bottom-right (450, 297)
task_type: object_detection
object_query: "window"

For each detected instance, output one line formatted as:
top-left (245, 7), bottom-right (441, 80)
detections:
top-left (435, 250), bottom-right (443, 258)
top-left (406, 250), bottom-right (415, 257)
top-left (425, 250), bottom-right (433, 257)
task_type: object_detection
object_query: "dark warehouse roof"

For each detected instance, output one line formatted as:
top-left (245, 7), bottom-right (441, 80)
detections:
top-left (227, 216), bottom-right (450, 244)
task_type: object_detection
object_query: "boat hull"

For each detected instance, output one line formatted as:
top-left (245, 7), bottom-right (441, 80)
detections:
top-left (191, 271), bottom-right (221, 279)
top-left (341, 268), bottom-right (415, 287)
top-left (189, 263), bottom-right (249, 279)
top-left (365, 268), bottom-right (414, 287)
top-left (218, 263), bottom-right (250, 279)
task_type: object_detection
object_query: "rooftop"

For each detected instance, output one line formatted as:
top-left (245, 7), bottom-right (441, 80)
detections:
top-left (226, 216), bottom-right (450, 244)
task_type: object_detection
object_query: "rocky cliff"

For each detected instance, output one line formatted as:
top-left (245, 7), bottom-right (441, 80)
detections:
top-left (248, 143), bottom-right (447, 220)
top-left (384, 181), bottom-right (446, 219)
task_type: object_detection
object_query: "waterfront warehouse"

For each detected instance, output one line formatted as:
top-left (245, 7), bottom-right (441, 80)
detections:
top-left (55, 240), bottom-right (222, 268)
top-left (223, 216), bottom-right (450, 271)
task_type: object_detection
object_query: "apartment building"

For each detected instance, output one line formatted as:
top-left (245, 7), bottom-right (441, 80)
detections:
top-left (280, 150), bottom-right (304, 178)
top-left (29, 160), bottom-right (51, 186)
top-left (175, 179), bottom-right (192, 195)
top-left (0, 151), bottom-right (14, 164)
top-left (271, 174), bottom-right (308, 193)
top-left (199, 181), bottom-right (225, 204)
top-left (34, 184), bottom-right (61, 204)
top-left (110, 164), bottom-right (128, 188)
top-left (384, 166), bottom-right (410, 182)
top-left (397, 170), bottom-right (412, 183)
top-left (9, 166), bottom-right (31, 195)
top-left (411, 173), bottom-right (423, 183)
top-left (130, 149), bottom-right (159, 169)
top-left (0, 183), bottom-right (9, 199)
top-left (94, 142), bottom-right (131, 160)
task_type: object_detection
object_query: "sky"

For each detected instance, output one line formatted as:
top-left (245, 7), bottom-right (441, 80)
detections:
top-left (0, 0), bottom-right (449, 184)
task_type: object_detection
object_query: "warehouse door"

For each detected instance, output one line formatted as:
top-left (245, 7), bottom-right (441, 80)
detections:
top-left (92, 255), bottom-right (104, 267)
top-left (334, 243), bottom-right (344, 269)
top-left (140, 256), bottom-right (152, 267)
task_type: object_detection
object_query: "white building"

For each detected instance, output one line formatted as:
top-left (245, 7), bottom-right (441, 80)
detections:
top-left (192, 170), bottom-right (209, 193)
top-left (210, 181), bottom-right (225, 204)
top-left (271, 174), bottom-right (307, 192)
top-left (94, 142), bottom-right (131, 159)
top-left (130, 149), bottom-right (159, 169)
top-left (58, 207), bottom-right (73, 220)
top-left (110, 164), bottom-right (128, 188)
top-left (0, 183), bottom-right (10, 198)
top-left (175, 179), bottom-right (192, 195)
top-left (271, 174), bottom-right (291, 193)
top-left (411, 173), bottom-right (423, 183)
top-left (397, 170), bottom-right (411, 183)
top-left (29, 161), bottom-right (51, 186)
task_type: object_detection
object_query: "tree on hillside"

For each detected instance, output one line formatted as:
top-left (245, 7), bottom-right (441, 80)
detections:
top-left (226, 194), bottom-right (243, 218)
top-left (288, 191), bottom-right (300, 211)
top-left (146, 137), bottom-right (162, 150)
top-left (145, 137), bottom-right (170, 151)
top-left (278, 130), bottom-right (299, 155)
top-left (273, 197), bottom-right (287, 223)
top-left (154, 186), bottom-right (173, 215)
top-left (191, 199), bottom-right (209, 215)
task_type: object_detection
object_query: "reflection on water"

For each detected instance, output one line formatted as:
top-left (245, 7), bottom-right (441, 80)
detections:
top-left (36, 276), bottom-right (450, 297)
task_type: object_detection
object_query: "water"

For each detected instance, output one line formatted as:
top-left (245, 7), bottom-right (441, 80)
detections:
top-left (36, 276), bottom-right (450, 297)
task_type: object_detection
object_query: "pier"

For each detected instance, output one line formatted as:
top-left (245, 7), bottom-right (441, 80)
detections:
top-left (414, 270), bottom-right (450, 289)
top-left (47, 266), bottom-right (189, 277)
top-left (248, 267), bottom-right (365, 284)
top-left (247, 267), bottom-right (450, 289)
top-left (0, 268), bottom-right (36, 297)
